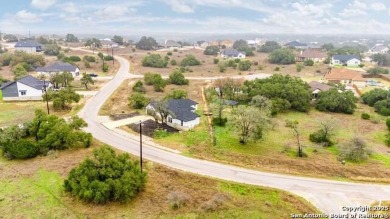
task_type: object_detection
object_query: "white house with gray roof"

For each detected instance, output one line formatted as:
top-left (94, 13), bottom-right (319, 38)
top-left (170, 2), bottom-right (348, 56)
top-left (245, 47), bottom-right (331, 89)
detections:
top-left (367, 44), bottom-right (389, 55)
top-left (36, 61), bottom-right (80, 78)
top-left (0, 75), bottom-right (51, 101)
top-left (220, 48), bottom-right (246, 59)
top-left (331, 55), bottom-right (361, 67)
top-left (146, 99), bottom-right (200, 130)
top-left (15, 40), bottom-right (43, 53)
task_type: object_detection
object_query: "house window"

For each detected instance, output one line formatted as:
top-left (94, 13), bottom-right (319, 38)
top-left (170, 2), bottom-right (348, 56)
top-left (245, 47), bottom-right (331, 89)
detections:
top-left (168, 117), bottom-right (172, 123)
top-left (181, 120), bottom-right (183, 126)
top-left (20, 90), bottom-right (27, 96)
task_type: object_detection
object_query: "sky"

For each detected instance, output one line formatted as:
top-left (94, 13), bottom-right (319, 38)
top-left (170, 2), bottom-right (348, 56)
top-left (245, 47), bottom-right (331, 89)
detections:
top-left (1, 0), bottom-right (390, 36)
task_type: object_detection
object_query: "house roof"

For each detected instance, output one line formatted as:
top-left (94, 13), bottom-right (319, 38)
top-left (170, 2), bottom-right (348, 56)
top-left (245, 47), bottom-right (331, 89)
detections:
top-left (221, 48), bottom-right (246, 56)
top-left (150, 99), bottom-right (199, 122)
top-left (163, 40), bottom-right (181, 47)
top-left (308, 81), bottom-right (332, 92)
top-left (369, 45), bottom-right (388, 53)
top-left (297, 48), bottom-right (327, 59)
top-left (36, 61), bottom-right (78, 72)
top-left (285, 41), bottom-right (307, 47)
top-left (1, 75), bottom-right (46, 91)
top-left (15, 40), bottom-right (42, 48)
top-left (332, 54), bottom-right (360, 62)
top-left (324, 68), bottom-right (366, 82)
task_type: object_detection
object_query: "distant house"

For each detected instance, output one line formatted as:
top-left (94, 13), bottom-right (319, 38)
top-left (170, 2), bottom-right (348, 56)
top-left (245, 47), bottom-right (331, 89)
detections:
top-left (331, 55), bottom-right (361, 67)
top-left (194, 41), bottom-right (209, 48)
top-left (36, 61), bottom-right (80, 78)
top-left (146, 99), bottom-right (200, 130)
top-left (160, 40), bottom-right (181, 50)
top-left (0, 75), bottom-right (51, 101)
top-left (308, 81), bottom-right (332, 98)
top-left (367, 44), bottom-right (389, 55)
top-left (220, 48), bottom-right (246, 59)
top-left (324, 68), bottom-right (366, 88)
top-left (285, 41), bottom-right (308, 50)
top-left (295, 48), bottom-right (327, 62)
top-left (15, 40), bottom-right (43, 53)
top-left (100, 38), bottom-right (118, 49)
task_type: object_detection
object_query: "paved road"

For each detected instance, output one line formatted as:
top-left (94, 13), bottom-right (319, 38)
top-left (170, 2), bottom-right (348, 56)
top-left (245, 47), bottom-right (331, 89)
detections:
top-left (79, 54), bottom-right (390, 215)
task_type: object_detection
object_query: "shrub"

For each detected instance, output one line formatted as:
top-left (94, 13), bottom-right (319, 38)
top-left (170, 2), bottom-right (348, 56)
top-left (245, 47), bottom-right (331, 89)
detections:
top-left (238, 60), bottom-right (251, 71)
top-left (64, 146), bottom-right (146, 204)
top-left (153, 129), bottom-right (170, 138)
top-left (387, 118), bottom-right (390, 131)
top-left (340, 137), bottom-right (371, 162)
top-left (204, 46), bottom-right (220, 55)
top-left (173, 49), bottom-right (178, 52)
top-left (219, 65), bottom-right (226, 73)
top-left (84, 61), bottom-right (91, 68)
top-left (104, 55), bottom-right (114, 61)
top-left (274, 67), bottom-right (280, 71)
top-left (103, 64), bottom-right (109, 72)
top-left (359, 63), bottom-right (364, 68)
top-left (180, 55), bottom-right (201, 67)
top-left (3, 139), bottom-right (39, 159)
top-left (170, 59), bottom-right (177, 65)
top-left (309, 130), bottom-right (333, 146)
top-left (268, 49), bottom-right (295, 64)
top-left (385, 133), bottom-right (390, 147)
top-left (361, 113), bottom-right (370, 120)
top-left (212, 117), bottom-right (228, 126)
top-left (167, 191), bottom-right (189, 209)
top-left (84, 56), bottom-right (96, 62)
top-left (142, 54), bottom-right (168, 68)
top-left (213, 58), bottom-right (219, 64)
top-left (167, 51), bottom-right (172, 56)
top-left (296, 64), bottom-right (303, 72)
top-left (69, 56), bottom-right (81, 62)
top-left (367, 67), bottom-right (389, 75)
top-left (361, 88), bottom-right (389, 107)
top-left (165, 90), bottom-right (187, 99)
top-left (128, 93), bottom-right (149, 109)
top-left (132, 80), bottom-right (145, 93)
top-left (374, 99), bottom-right (390, 116)
top-left (316, 89), bottom-right (357, 114)
top-left (304, 59), bottom-right (314, 66)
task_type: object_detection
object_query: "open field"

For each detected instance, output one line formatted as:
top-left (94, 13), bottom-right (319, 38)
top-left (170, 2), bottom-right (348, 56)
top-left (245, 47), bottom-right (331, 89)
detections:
top-left (115, 47), bottom-right (329, 79)
top-left (0, 142), bottom-right (319, 219)
top-left (100, 78), bottom-right (208, 115)
top-left (0, 98), bottom-right (86, 127)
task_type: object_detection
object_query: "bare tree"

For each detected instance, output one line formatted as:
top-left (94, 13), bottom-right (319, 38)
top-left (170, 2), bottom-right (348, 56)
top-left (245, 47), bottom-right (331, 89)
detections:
top-left (286, 120), bottom-right (303, 157)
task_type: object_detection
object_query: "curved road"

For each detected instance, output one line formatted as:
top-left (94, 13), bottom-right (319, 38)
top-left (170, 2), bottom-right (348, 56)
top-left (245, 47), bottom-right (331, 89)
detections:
top-left (79, 55), bottom-right (390, 214)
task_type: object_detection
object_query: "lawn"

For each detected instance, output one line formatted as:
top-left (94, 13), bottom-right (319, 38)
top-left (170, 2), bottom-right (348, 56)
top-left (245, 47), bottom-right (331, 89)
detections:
top-left (0, 144), bottom-right (319, 218)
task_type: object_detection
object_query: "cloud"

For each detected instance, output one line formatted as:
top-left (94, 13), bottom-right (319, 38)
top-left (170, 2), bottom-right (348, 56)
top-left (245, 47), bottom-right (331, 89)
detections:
top-left (15, 10), bottom-right (42, 23)
top-left (60, 2), bottom-right (79, 14)
top-left (163, 0), bottom-right (194, 13)
top-left (371, 2), bottom-right (386, 11)
top-left (291, 2), bottom-right (331, 18)
top-left (31, 0), bottom-right (56, 10)
top-left (95, 6), bottom-right (136, 19)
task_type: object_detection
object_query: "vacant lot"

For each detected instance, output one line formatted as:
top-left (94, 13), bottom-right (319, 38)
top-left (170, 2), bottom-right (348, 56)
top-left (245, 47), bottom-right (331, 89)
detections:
top-left (100, 78), bottom-right (208, 115)
top-left (115, 48), bottom-right (328, 79)
top-left (0, 143), bottom-right (319, 218)
top-left (156, 102), bottom-right (390, 183)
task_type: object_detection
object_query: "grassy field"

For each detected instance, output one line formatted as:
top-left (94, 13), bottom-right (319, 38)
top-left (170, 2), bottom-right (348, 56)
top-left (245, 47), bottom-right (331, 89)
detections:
top-left (155, 102), bottom-right (390, 183)
top-left (0, 144), bottom-right (319, 218)
top-left (115, 47), bottom-right (329, 79)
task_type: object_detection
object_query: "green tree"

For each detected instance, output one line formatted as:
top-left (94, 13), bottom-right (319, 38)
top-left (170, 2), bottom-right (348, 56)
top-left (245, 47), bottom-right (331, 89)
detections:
top-left (244, 74), bottom-right (311, 113)
top-left (132, 80), bottom-right (145, 93)
top-left (84, 38), bottom-right (101, 48)
top-left (309, 120), bottom-right (337, 146)
top-left (233, 39), bottom-right (254, 56)
top-left (374, 99), bottom-right (390, 116)
top-left (153, 79), bottom-right (167, 92)
top-left (361, 88), bottom-right (389, 107)
top-left (136, 36), bottom-right (157, 50)
top-left (128, 93), bottom-right (149, 109)
top-left (44, 88), bottom-right (81, 110)
top-left (316, 89), bottom-right (357, 114)
top-left (44, 44), bottom-right (61, 56)
top-left (12, 63), bottom-right (28, 80)
top-left (304, 59), bottom-right (314, 66)
top-left (269, 49), bottom-right (295, 64)
top-left (231, 105), bottom-right (271, 144)
top-left (81, 73), bottom-right (94, 90)
top-left (3, 34), bottom-right (18, 42)
top-left (168, 71), bottom-right (189, 85)
top-left (64, 146), bottom-right (147, 204)
top-left (367, 67), bottom-right (389, 74)
top-left (180, 55), bottom-right (201, 67)
top-left (65, 34), bottom-right (79, 43)
top-left (321, 43), bottom-right (334, 51)
top-left (112, 35), bottom-right (124, 45)
top-left (142, 54), bottom-right (168, 68)
top-left (165, 90), bottom-right (187, 99)
top-left (238, 60), bottom-right (251, 71)
top-left (371, 54), bottom-right (390, 66)
top-left (204, 46), bottom-right (220, 55)
top-left (258, 41), bottom-right (281, 53)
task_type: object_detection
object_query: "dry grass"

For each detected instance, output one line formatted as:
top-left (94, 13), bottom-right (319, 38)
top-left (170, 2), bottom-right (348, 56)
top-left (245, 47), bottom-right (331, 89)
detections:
top-left (0, 141), bottom-right (319, 218)
top-left (100, 78), bottom-right (208, 115)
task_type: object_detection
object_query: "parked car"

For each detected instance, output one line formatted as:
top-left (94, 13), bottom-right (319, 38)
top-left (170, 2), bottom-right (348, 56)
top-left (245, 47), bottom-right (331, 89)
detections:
top-left (88, 73), bottom-right (98, 77)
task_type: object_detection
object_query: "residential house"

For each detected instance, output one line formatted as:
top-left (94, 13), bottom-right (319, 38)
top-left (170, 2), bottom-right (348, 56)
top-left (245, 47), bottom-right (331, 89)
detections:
top-left (331, 55), bottom-right (361, 67)
top-left (100, 38), bottom-right (118, 49)
top-left (285, 41), bottom-right (308, 50)
top-left (15, 40), bottom-right (43, 53)
top-left (36, 61), bottom-right (80, 78)
top-left (367, 44), bottom-right (389, 55)
top-left (308, 81), bottom-right (332, 98)
top-left (146, 99), bottom-right (200, 130)
top-left (160, 40), bottom-right (181, 50)
top-left (220, 48), bottom-right (246, 59)
top-left (295, 48), bottom-right (327, 62)
top-left (0, 75), bottom-right (51, 101)
top-left (323, 68), bottom-right (366, 88)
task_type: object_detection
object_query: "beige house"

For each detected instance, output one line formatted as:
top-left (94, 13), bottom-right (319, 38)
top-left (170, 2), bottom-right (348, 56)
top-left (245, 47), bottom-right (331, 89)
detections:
top-left (324, 68), bottom-right (366, 88)
top-left (295, 48), bottom-right (327, 62)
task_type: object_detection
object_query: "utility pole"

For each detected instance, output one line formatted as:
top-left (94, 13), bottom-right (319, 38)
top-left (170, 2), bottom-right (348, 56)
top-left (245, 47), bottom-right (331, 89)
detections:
top-left (139, 120), bottom-right (143, 173)
top-left (43, 79), bottom-right (50, 115)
